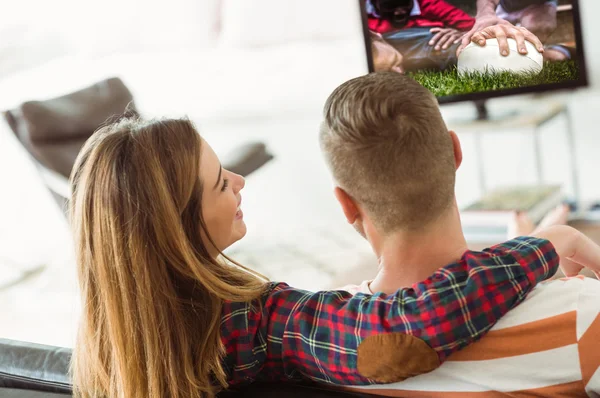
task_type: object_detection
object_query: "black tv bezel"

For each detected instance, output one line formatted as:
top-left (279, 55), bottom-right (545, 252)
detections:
top-left (359, 0), bottom-right (589, 104)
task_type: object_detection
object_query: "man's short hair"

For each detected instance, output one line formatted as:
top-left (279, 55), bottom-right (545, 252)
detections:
top-left (320, 72), bottom-right (456, 233)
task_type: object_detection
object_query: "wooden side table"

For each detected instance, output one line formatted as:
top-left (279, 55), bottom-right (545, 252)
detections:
top-left (447, 100), bottom-right (582, 215)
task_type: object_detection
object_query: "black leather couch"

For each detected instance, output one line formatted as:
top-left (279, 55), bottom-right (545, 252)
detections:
top-left (0, 339), bottom-right (378, 397)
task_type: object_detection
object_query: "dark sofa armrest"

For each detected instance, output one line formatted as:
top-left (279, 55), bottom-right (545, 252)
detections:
top-left (0, 339), bottom-right (72, 394)
top-left (219, 382), bottom-right (380, 397)
top-left (0, 339), bottom-right (377, 397)
top-left (221, 142), bottom-right (274, 178)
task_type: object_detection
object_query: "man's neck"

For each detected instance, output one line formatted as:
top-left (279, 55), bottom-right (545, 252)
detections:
top-left (368, 205), bottom-right (468, 295)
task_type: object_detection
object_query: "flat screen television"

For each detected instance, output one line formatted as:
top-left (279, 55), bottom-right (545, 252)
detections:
top-left (360, 0), bottom-right (588, 118)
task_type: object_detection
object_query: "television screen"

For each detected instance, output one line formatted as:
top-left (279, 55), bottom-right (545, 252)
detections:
top-left (361, 0), bottom-right (588, 103)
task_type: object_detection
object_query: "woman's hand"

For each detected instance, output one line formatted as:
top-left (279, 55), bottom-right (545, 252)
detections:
top-left (429, 28), bottom-right (463, 51)
top-left (533, 225), bottom-right (600, 280)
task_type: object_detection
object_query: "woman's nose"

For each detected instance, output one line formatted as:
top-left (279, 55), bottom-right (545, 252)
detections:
top-left (234, 174), bottom-right (245, 192)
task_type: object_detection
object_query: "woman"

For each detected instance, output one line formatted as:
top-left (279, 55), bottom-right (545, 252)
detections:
top-left (69, 116), bottom-right (557, 398)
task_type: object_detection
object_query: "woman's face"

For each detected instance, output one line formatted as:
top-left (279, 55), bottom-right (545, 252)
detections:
top-left (200, 139), bottom-right (246, 256)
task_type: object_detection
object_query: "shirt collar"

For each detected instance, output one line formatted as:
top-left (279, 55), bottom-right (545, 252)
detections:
top-left (411, 0), bottom-right (421, 16)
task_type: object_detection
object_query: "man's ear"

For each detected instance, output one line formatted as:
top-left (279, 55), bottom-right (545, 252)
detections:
top-left (334, 187), bottom-right (361, 225)
top-left (449, 130), bottom-right (463, 170)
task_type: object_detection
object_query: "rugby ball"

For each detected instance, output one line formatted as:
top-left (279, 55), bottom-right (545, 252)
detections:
top-left (458, 38), bottom-right (543, 75)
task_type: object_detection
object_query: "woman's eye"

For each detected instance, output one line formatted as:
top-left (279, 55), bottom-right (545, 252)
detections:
top-left (221, 178), bottom-right (229, 192)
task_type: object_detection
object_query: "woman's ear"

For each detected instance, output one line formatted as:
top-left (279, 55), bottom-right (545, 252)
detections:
top-left (334, 187), bottom-right (361, 224)
top-left (449, 130), bottom-right (463, 170)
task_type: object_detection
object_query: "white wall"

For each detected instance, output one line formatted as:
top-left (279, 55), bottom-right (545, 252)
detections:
top-left (0, 0), bottom-right (221, 78)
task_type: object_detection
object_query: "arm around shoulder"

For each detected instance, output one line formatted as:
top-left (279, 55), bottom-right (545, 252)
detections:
top-left (532, 225), bottom-right (600, 279)
top-left (258, 246), bottom-right (558, 386)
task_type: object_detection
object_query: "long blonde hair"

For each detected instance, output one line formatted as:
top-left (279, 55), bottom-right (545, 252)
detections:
top-left (69, 116), bottom-right (267, 398)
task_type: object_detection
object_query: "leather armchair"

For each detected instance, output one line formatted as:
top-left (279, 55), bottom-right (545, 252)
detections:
top-left (0, 339), bottom-right (377, 398)
top-left (4, 77), bottom-right (135, 212)
top-left (3, 77), bottom-right (273, 213)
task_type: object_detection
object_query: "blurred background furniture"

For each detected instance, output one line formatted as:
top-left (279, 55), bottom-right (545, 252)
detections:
top-left (447, 99), bottom-right (582, 214)
top-left (3, 77), bottom-right (273, 215)
top-left (3, 78), bottom-right (138, 212)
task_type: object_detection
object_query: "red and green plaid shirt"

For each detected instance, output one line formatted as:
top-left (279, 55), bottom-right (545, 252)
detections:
top-left (221, 237), bottom-right (558, 386)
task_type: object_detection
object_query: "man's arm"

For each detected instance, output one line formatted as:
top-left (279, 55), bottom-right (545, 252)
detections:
top-left (476, 0), bottom-right (500, 17)
top-left (249, 237), bottom-right (558, 385)
top-left (532, 225), bottom-right (600, 279)
top-left (421, 0), bottom-right (476, 50)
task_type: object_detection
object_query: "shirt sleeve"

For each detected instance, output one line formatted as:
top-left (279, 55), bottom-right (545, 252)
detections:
top-left (484, 236), bottom-right (559, 288)
top-left (222, 236), bottom-right (558, 386)
top-left (420, 0), bottom-right (476, 30)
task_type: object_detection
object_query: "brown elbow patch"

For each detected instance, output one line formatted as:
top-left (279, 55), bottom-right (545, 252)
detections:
top-left (357, 333), bottom-right (440, 383)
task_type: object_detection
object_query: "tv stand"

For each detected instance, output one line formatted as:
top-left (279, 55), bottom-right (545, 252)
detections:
top-left (474, 100), bottom-right (488, 121)
top-left (445, 98), bottom-right (584, 219)
top-left (449, 99), bottom-right (520, 124)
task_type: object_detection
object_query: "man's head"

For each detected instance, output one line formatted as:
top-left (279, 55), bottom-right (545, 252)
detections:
top-left (319, 72), bottom-right (461, 237)
top-left (372, 0), bottom-right (414, 28)
top-left (370, 31), bottom-right (405, 74)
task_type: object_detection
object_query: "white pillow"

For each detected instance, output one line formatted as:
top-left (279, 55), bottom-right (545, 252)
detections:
top-left (219, 0), bottom-right (364, 48)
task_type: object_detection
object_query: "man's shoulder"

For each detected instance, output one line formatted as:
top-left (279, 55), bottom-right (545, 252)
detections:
top-left (445, 277), bottom-right (598, 365)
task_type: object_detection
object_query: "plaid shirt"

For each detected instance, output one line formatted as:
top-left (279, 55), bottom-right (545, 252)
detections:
top-left (221, 237), bottom-right (558, 386)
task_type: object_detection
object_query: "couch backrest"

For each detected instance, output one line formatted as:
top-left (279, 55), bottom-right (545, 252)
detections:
top-left (0, 339), bottom-right (377, 398)
top-left (0, 339), bottom-right (72, 394)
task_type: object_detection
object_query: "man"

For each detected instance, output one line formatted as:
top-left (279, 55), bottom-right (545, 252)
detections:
top-left (366, 0), bottom-right (547, 72)
top-left (370, 30), bottom-right (405, 73)
top-left (319, 72), bottom-right (600, 396)
top-left (496, 0), bottom-right (558, 42)
top-left (367, 0), bottom-right (475, 71)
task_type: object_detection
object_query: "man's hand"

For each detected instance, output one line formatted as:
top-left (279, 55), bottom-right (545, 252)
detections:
top-left (429, 28), bottom-right (463, 51)
top-left (457, 13), bottom-right (511, 56)
top-left (533, 225), bottom-right (600, 280)
top-left (557, 231), bottom-right (600, 280)
top-left (457, 20), bottom-right (544, 57)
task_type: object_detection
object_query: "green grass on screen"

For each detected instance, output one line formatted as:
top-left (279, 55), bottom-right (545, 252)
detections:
top-left (409, 61), bottom-right (578, 97)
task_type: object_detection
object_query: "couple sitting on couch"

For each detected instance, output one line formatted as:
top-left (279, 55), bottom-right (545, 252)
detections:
top-left (68, 71), bottom-right (600, 398)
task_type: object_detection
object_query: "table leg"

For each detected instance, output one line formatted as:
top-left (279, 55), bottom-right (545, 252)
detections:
top-left (564, 108), bottom-right (582, 214)
top-left (533, 125), bottom-right (544, 184)
top-left (474, 132), bottom-right (486, 194)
